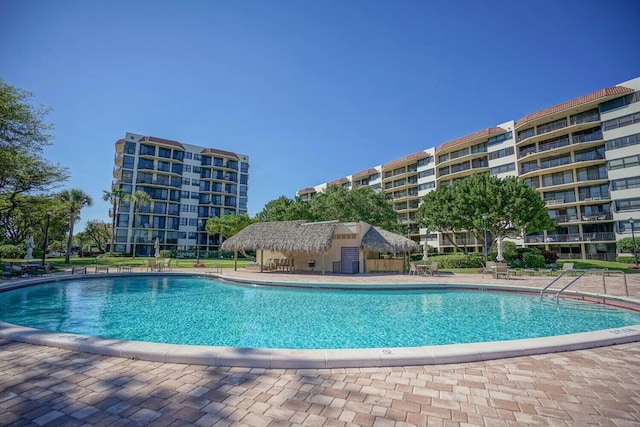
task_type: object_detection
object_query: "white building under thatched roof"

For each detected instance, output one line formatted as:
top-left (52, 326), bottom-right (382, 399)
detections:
top-left (221, 220), bottom-right (419, 274)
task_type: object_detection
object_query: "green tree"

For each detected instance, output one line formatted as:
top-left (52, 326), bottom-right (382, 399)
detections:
top-left (126, 190), bottom-right (151, 258)
top-left (58, 189), bottom-right (93, 263)
top-left (255, 195), bottom-right (312, 222)
top-left (0, 80), bottom-right (69, 228)
top-left (102, 188), bottom-right (127, 255)
top-left (617, 237), bottom-right (638, 255)
top-left (206, 213), bottom-right (254, 259)
top-left (417, 174), bottom-right (554, 259)
top-left (82, 220), bottom-right (111, 253)
top-left (258, 186), bottom-right (400, 232)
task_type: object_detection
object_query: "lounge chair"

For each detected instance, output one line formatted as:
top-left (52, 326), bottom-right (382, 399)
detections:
top-left (561, 262), bottom-right (574, 275)
top-left (161, 258), bottom-right (172, 271)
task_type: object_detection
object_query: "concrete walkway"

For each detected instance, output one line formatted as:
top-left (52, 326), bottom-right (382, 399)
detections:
top-left (1, 269), bottom-right (640, 426)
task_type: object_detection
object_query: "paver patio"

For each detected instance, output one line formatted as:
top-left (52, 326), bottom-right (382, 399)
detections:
top-left (1, 269), bottom-right (639, 426)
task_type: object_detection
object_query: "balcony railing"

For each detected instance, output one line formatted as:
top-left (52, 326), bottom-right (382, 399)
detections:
top-left (554, 212), bottom-right (612, 223)
top-left (578, 193), bottom-right (610, 201)
top-left (524, 232), bottom-right (616, 243)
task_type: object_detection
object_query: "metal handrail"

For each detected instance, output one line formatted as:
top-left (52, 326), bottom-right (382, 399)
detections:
top-left (540, 268), bottom-right (628, 299)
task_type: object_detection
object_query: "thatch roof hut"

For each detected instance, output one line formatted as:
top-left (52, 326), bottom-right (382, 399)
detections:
top-left (221, 220), bottom-right (419, 273)
top-left (221, 220), bottom-right (339, 253)
top-left (361, 226), bottom-right (419, 254)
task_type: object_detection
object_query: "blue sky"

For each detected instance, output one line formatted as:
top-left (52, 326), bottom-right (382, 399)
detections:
top-left (1, 0), bottom-right (639, 229)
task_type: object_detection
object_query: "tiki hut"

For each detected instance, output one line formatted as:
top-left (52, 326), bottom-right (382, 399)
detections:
top-left (221, 220), bottom-right (419, 274)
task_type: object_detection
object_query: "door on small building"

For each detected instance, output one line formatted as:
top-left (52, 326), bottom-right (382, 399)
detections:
top-left (340, 247), bottom-right (359, 274)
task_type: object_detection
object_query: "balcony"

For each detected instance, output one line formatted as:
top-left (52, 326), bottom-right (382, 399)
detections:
top-left (524, 232), bottom-right (615, 243)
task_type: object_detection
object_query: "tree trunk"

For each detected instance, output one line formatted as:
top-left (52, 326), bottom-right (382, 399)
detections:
top-left (65, 218), bottom-right (74, 264)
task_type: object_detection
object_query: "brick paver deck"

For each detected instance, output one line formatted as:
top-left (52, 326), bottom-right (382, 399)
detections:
top-left (1, 269), bottom-right (639, 426)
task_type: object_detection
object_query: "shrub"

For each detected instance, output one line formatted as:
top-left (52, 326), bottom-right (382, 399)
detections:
top-left (0, 244), bottom-right (23, 259)
top-left (541, 250), bottom-right (558, 264)
top-left (616, 255), bottom-right (637, 264)
top-left (159, 250), bottom-right (172, 258)
top-left (430, 254), bottom-right (485, 269)
top-left (523, 253), bottom-right (545, 268)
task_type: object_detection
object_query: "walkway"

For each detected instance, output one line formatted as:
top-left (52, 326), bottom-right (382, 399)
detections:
top-left (1, 270), bottom-right (639, 426)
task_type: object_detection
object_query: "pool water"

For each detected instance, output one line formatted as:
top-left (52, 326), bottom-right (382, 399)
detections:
top-left (1, 276), bottom-right (639, 349)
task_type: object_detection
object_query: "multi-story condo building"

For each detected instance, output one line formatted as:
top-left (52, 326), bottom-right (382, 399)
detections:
top-left (298, 77), bottom-right (640, 261)
top-left (112, 132), bottom-right (249, 256)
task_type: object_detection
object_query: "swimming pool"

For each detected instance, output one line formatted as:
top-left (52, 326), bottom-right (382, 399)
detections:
top-left (1, 275), bottom-right (639, 352)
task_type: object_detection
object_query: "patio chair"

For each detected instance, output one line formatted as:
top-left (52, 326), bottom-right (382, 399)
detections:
top-left (426, 262), bottom-right (439, 276)
top-left (162, 258), bottom-right (172, 271)
top-left (493, 263), bottom-right (510, 279)
top-left (146, 259), bottom-right (158, 272)
top-left (482, 261), bottom-right (496, 278)
top-left (408, 261), bottom-right (418, 275)
top-left (2, 263), bottom-right (13, 279)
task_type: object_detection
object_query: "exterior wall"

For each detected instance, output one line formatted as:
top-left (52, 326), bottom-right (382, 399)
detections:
top-left (112, 132), bottom-right (249, 256)
top-left (297, 77), bottom-right (640, 261)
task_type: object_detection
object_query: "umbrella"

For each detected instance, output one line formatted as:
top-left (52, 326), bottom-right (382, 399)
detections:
top-left (154, 237), bottom-right (160, 258)
top-left (25, 236), bottom-right (34, 260)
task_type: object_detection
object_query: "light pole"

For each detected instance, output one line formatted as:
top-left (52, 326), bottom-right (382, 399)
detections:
top-left (630, 218), bottom-right (638, 267)
top-left (196, 219), bottom-right (203, 264)
top-left (482, 213), bottom-right (488, 264)
top-left (42, 210), bottom-right (52, 267)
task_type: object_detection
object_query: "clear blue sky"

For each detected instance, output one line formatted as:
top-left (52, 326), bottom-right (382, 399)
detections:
top-left (1, 0), bottom-right (639, 229)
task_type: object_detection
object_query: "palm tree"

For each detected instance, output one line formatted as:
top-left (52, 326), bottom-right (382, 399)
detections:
top-left (126, 190), bottom-right (151, 258)
top-left (102, 188), bottom-right (127, 256)
top-left (58, 189), bottom-right (93, 264)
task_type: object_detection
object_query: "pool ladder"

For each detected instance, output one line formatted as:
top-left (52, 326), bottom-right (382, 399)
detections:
top-left (539, 268), bottom-right (628, 300)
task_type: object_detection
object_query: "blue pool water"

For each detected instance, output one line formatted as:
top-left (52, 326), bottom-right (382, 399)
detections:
top-left (1, 276), bottom-right (639, 349)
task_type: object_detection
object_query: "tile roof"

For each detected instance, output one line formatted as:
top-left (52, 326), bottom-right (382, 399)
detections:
top-left (297, 187), bottom-right (317, 194)
top-left (200, 148), bottom-right (240, 159)
top-left (139, 136), bottom-right (185, 149)
top-left (436, 127), bottom-right (506, 152)
top-left (352, 168), bottom-right (379, 180)
top-left (383, 151), bottom-right (430, 169)
top-left (515, 86), bottom-right (634, 128)
top-left (328, 177), bottom-right (349, 186)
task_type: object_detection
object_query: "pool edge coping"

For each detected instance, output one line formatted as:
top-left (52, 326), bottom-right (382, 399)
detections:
top-left (1, 272), bottom-right (639, 368)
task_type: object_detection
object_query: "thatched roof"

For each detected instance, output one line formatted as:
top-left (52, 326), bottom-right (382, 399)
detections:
top-left (221, 221), bottom-right (419, 254)
top-left (361, 226), bottom-right (420, 253)
top-left (220, 220), bottom-right (337, 254)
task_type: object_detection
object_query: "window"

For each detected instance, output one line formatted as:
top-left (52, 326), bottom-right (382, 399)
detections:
top-left (569, 108), bottom-right (599, 125)
top-left (543, 170), bottom-right (573, 187)
top-left (577, 165), bottom-right (607, 181)
top-left (608, 155), bottom-right (640, 171)
top-left (138, 158), bottom-right (154, 170)
top-left (227, 160), bottom-right (238, 170)
top-left (517, 128), bottom-right (535, 142)
top-left (419, 182), bottom-right (435, 190)
top-left (240, 174), bottom-right (248, 185)
top-left (615, 197), bottom-right (640, 212)
top-left (181, 190), bottom-right (190, 198)
top-left (573, 127), bottom-right (602, 144)
top-left (489, 163), bottom-right (515, 175)
top-left (192, 179), bottom-right (200, 187)
top-left (606, 132), bottom-right (640, 151)
top-left (536, 117), bottom-right (567, 135)
top-left (157, 161), bottom-right (170, 172)
top-left (182, 178), bottom-right (191, 186)
top-left (184, 152), bottom-right (193, 159)
top-left (438, 153), bottom-right (449, 163)
top-left (193, 166), bottom-right (201, 174)
top-left (488, 146), bottom-right (514, 160)
top-left (612, 176), bottom-right (640, 191)
top-left (190, 192), bottom-right (199, 199)
top-left (600, 92), bottom-right (640, 113)
top-left (123, 155), bottom-right (135, 169)
top-left (171, 163), bottom-right (183, 174)
top-left (488, 131), bottom-right (512, 145)
top-left (240, 162), bottom-right (249, 173)
top-left (158, 147), bottom-right (171, 158)
top-left (178, 232), bottom-right (187, 239)
top-left (201, 156), bottom-right (212, 166)
top-left (139, 144), bottom-right (156, 156)
top-left (124, 141), bottom-right (136, 154)
top-left (602, 112), bottom-right (640, 131)
top-left (188, 218), bottom-right (198, 226)
top-left (180, 204), bottom-right (189, 212)
top-left (190, 205), bottom-right (197, 212)
top-left (184, 165), bottom-right (192, 173)
top-left (179, 218), bottom-right (189, 226)
top-left (172, 150), bottom-right (184, 161)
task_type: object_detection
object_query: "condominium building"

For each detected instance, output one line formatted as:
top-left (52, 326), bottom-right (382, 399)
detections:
top-left (112, 132), bottom-right (249, 256)
top-left (298, 77), bottom-right (640, 261)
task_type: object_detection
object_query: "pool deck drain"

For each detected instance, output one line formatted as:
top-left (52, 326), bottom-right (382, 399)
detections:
top-left (1, 269), bottom-right (640, 425)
